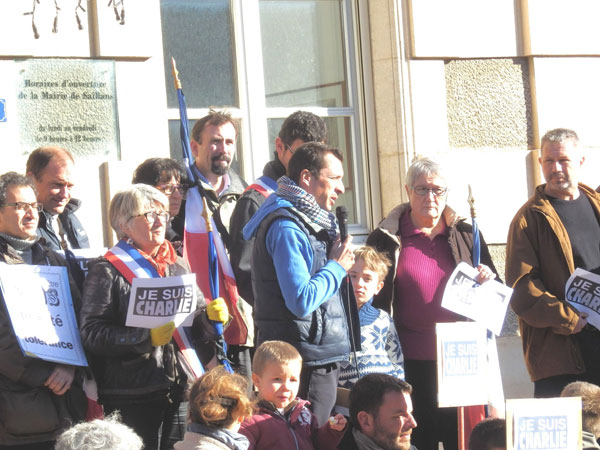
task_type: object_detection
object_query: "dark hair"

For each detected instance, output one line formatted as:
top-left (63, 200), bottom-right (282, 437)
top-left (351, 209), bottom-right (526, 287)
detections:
top-left (0, 172), bottom-right (36, 206)
top-left (26, 146), bottom-right (74, 180)
top-left (278, 111), bottom-right (327, 147)
top-left (188, 366), bottom-right (254, 429)
top-left (131, 158), bottom-right (188, 187)
top-left (349, 373), bottom-right (412, 431)
top-left (191, 109), bottom-right (237, 144)
top-left (468, 418), bottom-right (506, 450)
top-left (287, 141), bottom-right (343, 184)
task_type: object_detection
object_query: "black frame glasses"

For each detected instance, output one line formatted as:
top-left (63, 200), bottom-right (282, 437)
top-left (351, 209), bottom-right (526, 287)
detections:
top-left (411, 186), bottom-right (448, 197)
top-left (156, 184), bottom-right (187, 195)
top-left (2, 202), bottom-right (43, 212)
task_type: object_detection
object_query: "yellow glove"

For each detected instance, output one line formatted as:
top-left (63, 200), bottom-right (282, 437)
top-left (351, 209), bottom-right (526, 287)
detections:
top-left (207, 297), bottom-right (229, 323)
top-left (150, 321), bottom-right (175, 347)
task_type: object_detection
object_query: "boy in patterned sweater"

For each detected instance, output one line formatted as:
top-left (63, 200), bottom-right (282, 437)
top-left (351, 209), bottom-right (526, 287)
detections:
top-left (338, 246), bottom-right (405, 388)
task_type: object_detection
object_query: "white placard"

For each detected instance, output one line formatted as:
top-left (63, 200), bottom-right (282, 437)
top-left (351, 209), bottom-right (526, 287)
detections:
top-left (57, 247), bottom-right (106, 278)
top-left (506, 397), bottom-right (582, 450)
top-left (441, 262), bottom-right (513, 335)
top-left (125, 274), bottom-right (197, 328)
top-left (0, 263), bottom-right (87, 366)
top-left (436, 322), bottom-right (488, 407)
top-left (565, 268), bottom-right (600, 330)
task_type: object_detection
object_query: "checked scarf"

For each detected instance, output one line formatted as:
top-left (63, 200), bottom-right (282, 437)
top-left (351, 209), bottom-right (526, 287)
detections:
top-left (276, 176), bottom-right (338, 240)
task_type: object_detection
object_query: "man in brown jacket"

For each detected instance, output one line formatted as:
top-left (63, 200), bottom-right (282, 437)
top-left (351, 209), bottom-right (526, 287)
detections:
top-left (506, 128), bottom-right (600, 398)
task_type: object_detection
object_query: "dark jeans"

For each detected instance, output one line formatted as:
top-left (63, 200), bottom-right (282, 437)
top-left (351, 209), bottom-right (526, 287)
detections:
top-left (103, 397), bottom-right (171, 450)
top-left (298, 362), bottom-right (340, 427)
top-left (0, 443), bottom-right (54, 450)
top-left (405, 359), bottom-right (457, 450)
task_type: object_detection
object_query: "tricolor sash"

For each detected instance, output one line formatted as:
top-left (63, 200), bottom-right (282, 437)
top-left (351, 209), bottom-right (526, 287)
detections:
top-left (105, 240), bottom-right (204, 378)
top-left (183, 188), bottom-right (249, 346)
top-left (244, 175), bottom-right (277, 199)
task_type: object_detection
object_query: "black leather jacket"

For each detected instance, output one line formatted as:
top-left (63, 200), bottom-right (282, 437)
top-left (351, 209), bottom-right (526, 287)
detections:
top-left (80, 256), bottom-right (217, 403)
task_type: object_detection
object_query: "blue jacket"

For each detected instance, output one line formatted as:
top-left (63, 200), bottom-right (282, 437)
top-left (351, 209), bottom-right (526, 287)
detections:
top-left (244, 194), bottom-right (350, 365)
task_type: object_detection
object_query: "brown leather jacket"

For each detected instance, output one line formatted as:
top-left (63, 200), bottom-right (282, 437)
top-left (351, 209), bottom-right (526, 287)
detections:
top-left (506, 183), bottom-right (600, 381)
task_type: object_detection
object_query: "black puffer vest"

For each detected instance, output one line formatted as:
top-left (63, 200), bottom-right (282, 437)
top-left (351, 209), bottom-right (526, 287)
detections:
top-left (252, 208), bottom-right (349, 366)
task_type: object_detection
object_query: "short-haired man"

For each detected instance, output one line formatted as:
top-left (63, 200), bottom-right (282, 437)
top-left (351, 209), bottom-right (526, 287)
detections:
top-left (26, 146), bottom-right (89, 250)
top-left (506, 128), bottom-right (600, 398)
top-left (339, 373), bottom-right (417, 450)
top-left (188, 109), bottom-right (247, 242)
top-left (0, 172), bottom-right (85, 448)
top-left (468, 418), bottom-right (506, 450)
top-left (229, 111), bottom-right (327, 304)
top-left (243, 141), bottom-right (354, 426)
top-left (185, 109), bottom-right (251, 374)
top-left (561, 381), bottom-right (600, 450)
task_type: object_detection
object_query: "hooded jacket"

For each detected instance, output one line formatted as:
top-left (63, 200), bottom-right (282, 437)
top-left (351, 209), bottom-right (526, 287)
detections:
top-left (240, 398), bottom-right (343, 450)
top-left (0, 237), bottom-right (86, 446)
top-left (243, 194), bottom-right (350, 365)
top-left (506, 183), bottom-right (600, 381)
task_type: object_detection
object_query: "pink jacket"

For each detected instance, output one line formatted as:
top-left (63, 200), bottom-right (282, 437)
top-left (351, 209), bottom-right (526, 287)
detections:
top-left (240, 399), bottom-right (343, 450)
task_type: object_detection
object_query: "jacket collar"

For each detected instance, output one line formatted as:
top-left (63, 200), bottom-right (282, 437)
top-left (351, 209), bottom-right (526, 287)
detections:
top-left (38, 198), bottom-right (82, 227)
top-left (263, 158), bottom-right (286, 181)
top-left (376, 202), bottom-right (463, 238)
top-left (530, 182), bottom-right (600, 212)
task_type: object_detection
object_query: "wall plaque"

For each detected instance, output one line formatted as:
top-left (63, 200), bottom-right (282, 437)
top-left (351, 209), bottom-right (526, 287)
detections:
top-left (15, 59), bottom-right (119, 159)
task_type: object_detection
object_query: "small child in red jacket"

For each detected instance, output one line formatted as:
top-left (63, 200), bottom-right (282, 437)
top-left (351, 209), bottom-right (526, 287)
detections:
top-left (240, 341), bottom-right (346, 450)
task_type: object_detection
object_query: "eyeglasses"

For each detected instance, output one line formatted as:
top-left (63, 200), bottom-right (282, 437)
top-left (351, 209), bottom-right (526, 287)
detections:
top-left (285, 143), bottom-right (296, 155)
top-left (135, 211), bottom-right (170, 224)
top-left (411, 186), bottom-right (447, 197)
top-left (2, 202), bottom-right (43, 212)
top-left (156, 184), bottom-right (187, 195)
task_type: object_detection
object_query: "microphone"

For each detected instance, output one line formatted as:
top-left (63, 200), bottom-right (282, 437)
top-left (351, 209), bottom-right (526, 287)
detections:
top-left (336, 206), bottom-right (348, 241)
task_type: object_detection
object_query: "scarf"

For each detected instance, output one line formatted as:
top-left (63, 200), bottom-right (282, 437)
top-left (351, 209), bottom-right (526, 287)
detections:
top-left (276, 176), bottom-right (338, 240)
top-left (187, 423), bottom-right (249, 450)
top-left (352, 428), bottom-right (386, 450)
top-left (0, 232), bottom-right (37, 264)
top-left (134, 239), bottom-right (177, 277)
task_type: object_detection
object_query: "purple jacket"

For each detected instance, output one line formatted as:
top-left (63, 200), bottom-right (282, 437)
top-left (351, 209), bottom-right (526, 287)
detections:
top-left (240, 398), bottom-right (343, 450)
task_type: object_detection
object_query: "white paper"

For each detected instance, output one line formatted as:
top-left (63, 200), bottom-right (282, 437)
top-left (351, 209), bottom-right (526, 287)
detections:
top-left (565, 268), bottom-right (600, 330)
top-left (507, 397), bottom-right (581, 450)
top-left (441, 262), bottom-right (513, 335)
top-left (436, 322), bottom-right (488, 407)
top-left (125, 274), bottom-right (197, 328)
top-left (0, 263), bottom-right (87, 366)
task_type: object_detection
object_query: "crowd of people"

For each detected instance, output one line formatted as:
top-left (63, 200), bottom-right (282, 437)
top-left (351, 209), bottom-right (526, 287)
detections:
top-left (0, 111), bottom-right (599, 450)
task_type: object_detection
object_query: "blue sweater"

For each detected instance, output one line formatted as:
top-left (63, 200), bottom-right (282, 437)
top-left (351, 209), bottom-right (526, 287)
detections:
top-left (244, 194), bottom-right (346, 317)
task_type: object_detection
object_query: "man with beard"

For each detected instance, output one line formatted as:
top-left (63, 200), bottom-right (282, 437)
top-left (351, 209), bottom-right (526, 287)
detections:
top-left (339, 373), bottom-right (417, 450)
top-left (507, 128), bottom-right (600, 398)
top-left (189, 109), bottom-right (247, 241)
top-left (185, 109), bottom-right (251, 375)
top-left (26, 146), bottom-right (89, 251)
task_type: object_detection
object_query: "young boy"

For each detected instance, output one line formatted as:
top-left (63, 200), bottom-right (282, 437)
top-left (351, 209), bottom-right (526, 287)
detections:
top-left (338, 246), bottom-right (405, 388)
top-left (240, 341), bottom-right (346, 450)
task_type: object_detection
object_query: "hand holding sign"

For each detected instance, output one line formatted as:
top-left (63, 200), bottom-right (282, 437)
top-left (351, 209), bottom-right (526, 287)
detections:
top-left (150, 321), bottom-right (176, 347)
top-left (207, 297), bottom-right (229, 323)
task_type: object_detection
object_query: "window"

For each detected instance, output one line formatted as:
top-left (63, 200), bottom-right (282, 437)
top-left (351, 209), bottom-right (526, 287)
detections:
top-left (161, 0), bottom-right (369, 231)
